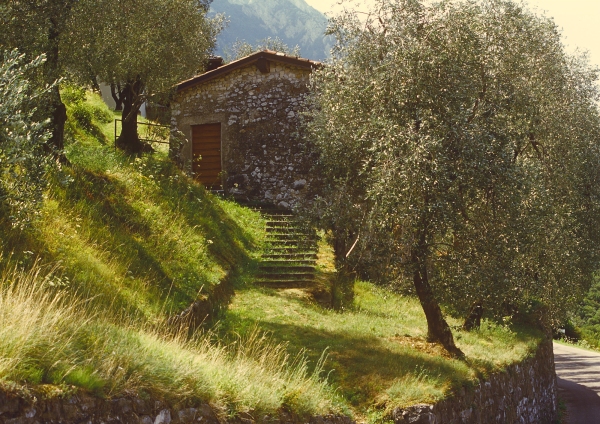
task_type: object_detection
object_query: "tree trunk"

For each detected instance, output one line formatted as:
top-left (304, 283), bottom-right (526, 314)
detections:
top-left (49, 85), bottom-right (67, 152)
top-left (90, 74), bottom-right (101, 94)
top-left (462, 300), bottom-right (484, 331)
top-left (46, 16), bottom-right (68, 162)
top-left (110, 83), bottom-right (123, 111)
top-left (115, 81), bottom-right (147, 154)
top-left (412, 226), bottom-right (464, 358)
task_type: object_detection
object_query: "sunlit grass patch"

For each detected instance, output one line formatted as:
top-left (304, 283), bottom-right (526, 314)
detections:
top-left (222, 279), bottom-right (542, 416)
top-left (0, 262), bottom-right (343, 417)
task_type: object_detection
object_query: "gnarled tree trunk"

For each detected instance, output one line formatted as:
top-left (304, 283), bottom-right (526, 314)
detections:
top-left (115, 79), bottom-right (148, 154)
top-left (412, 224), bottom-right (464, 358)
top-left (46, 16), bottom-right (68, 162)
top-left (110, 83), bottom-right (123, 111)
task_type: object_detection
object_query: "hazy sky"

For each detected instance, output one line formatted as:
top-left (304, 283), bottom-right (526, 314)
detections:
top-left (304, 0), bottom-right (600, 68)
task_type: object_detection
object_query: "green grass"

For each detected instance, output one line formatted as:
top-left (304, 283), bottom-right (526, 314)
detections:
top-left (0, 261), bottom-right (341, 417)
top-left (219, 279), bottom-right (542, 417)
top-left (0, 89), bottom-right (544, 421)
top-left (0, 89), bottom-right (266, 321)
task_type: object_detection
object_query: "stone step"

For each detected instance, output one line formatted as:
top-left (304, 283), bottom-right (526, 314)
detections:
top-left (258, 265), bottom-right (315, 273)
top-left (265, 241), bottom-right (315, 249)
top-left (266, 227), bottom-right (313, 234)
top-left (255, 282), bottom-right (314, 288)
top-left (256, 272), bottom-right (315, 280)
top-left (254, 280), bottom-right (312, 289)
top-left (259, 259), bottom-right (316, 266)
top-left (262, 252), bottom-right (318, 260)
top-left (254, 210), bottom-right (294, 217)
top-left (266, 234), bottom-right (315, 242)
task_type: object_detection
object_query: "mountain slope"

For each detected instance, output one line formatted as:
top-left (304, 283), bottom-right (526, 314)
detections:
top-left (210, 0), bottom-right (333, 60)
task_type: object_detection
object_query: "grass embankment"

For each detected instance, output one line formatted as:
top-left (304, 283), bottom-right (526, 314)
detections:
top-left (0, 89), bottom-right (543, 421)
top-left (0, 89), bottom-right (341, 418)
top-left (223, 280), bottom-right (541, 419)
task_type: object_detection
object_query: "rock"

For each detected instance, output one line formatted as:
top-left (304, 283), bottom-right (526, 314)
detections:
top-left (154, 409), bottom-right (172, 424)
top-left (133, 398), bottom-right (152, 415)
top-left (196, 403), bottom-right (219, 424)
top-left (177, 408), bottom-right (198, 423)
top-left (0, 392), bottom-right (23, 416)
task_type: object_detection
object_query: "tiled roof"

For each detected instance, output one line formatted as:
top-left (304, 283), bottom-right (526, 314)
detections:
top-left (176, 50), bottom-right (322, 92)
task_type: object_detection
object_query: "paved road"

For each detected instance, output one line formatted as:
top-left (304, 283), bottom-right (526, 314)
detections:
top-left (554, 342), bottom-right (600, 424)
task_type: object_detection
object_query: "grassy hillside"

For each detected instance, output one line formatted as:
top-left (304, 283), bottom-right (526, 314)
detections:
top-left (0, 89), bottom-right (341, 417)
top-left (0, 89), bottom-right (543, 422)
top-left (3, 87), bottom-right (265, 321)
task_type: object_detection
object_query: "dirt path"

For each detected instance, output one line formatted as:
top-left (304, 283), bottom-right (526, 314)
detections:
top-left (554, 342), bottom-right (600, 424)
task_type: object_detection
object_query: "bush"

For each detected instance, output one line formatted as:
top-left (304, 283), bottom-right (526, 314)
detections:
top-left (70, 102), bottom-right (95, 129)
top-left (60, 84), bottom-right (86, 104)
top-left (67, 94), bottom-right (113, 130)
top-left (0, 50), bottom-right (51, 228)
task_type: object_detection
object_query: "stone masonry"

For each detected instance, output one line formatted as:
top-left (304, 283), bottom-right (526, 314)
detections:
top-left (0, 337), bottom-right (557, 423)
top-left (393, 337), bottom-right (558, 424)
top-left (171, 51), bottom-right (320, 209)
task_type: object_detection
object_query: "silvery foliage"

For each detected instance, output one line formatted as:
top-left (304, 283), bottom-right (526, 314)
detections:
top-left (224, 37), bottom-right (301, 63)
top-left (0, 50), bottom-right (51, 227)
top-left (307, 0), bottom-right (600, 322)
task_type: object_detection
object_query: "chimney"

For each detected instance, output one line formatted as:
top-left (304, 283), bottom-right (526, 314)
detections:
top-left (206, 56), bottom-right (224, 72)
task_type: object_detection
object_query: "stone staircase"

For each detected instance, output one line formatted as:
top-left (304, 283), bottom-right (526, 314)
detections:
top-left (255, 208), bottom-right (318, 287)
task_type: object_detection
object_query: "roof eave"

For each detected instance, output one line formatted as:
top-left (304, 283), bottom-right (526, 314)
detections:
top-left (176, 51), bottom-right (322, 93)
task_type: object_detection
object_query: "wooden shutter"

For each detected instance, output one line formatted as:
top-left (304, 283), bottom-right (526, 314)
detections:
top-left (192, 123), bottom-right (222, 188)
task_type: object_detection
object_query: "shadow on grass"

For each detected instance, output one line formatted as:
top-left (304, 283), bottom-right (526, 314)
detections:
top-left (20, 162), bottom-right (263, 319)
top-left (220, 292), bottom-right (473, 408)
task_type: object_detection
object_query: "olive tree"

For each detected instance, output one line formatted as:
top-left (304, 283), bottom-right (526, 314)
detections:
top-left (307, 0), bottom-right (600, 356)
top-left (0, 0), bottom-right (76, 156)
top-left (224, 37), bottom-right (301, 62)
top-left (0, 50), bottom-right (51, 227)
top-left (65, 0), bottom-right (222, 153)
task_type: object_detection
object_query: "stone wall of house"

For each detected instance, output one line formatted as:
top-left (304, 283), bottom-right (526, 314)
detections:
top-left (171, 61), bottom-right (317, 209)
top-left (393, 337), bottom-right (558, 424)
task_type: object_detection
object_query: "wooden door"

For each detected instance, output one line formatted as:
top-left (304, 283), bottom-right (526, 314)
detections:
top-left (192, 123), bottom-right (222, 188)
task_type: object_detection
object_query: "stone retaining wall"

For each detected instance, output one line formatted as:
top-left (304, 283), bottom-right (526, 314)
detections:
top-left (393, 337), bottom-right (557, 424)
top-left (0, 338), bottom-right (556, 424)
top-left (0, 389), bottom-right (351, 424)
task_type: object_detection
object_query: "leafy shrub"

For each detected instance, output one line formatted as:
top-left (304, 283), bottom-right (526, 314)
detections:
top-left (91, 103), bottom-right (113, 124)
top-left (70, 102), bottom-right (95, 129)
top-left (60, 84), bottom-right (86, 104)
top-left (0, 50), bottom-right (51, 227)
top-left (68, 94), bottom-right (112, 130)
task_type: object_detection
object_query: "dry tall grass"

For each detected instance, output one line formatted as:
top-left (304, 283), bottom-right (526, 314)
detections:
top-left (0, 261), bottom-right (341, 418)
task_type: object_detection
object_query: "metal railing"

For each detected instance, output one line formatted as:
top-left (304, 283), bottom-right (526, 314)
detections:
top-left (114, 119), bottom-right (170, 149)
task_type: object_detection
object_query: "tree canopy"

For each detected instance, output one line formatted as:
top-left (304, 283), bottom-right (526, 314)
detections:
top-left (64, 0), bottom-right (222, 153)
top-left (0, 0), bottom-right (77, 155)
top-left (0, 50), bottom-right (51, 227)
top-left (307, 0), bottom-right (600, 356)
top-left (224, 37), bottom-right (301, 62)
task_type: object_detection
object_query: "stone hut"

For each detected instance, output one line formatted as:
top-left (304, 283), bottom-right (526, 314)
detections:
top-left (171, 50), bottom-right (321, 209)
